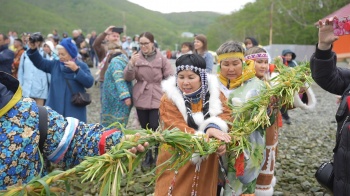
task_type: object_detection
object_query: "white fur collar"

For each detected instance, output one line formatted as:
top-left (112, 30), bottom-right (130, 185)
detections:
top-left (161, 74), bottom-right (223, 129)
top-left (293, 85), bottom-right (316, 110)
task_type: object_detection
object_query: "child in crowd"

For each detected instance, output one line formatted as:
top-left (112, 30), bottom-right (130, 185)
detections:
top-left (281, 49), bottom-right (298, 67)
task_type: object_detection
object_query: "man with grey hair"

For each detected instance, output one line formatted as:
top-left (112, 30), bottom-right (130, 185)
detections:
top-left (72, 29), bottom-right (84, 49)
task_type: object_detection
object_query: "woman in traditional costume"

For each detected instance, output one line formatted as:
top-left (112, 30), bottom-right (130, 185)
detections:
top-left (245, 46), bottom-right (279, 195)
top-left (155, 54), bottom-right (231, 195)
top-left (216, 41), bottom-right (266, 195)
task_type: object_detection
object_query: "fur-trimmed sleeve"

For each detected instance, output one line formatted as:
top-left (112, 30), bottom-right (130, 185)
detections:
top-left (198, 92), bottom-right (232, 133)
top-left (159, 95), bottom-right (196, 134)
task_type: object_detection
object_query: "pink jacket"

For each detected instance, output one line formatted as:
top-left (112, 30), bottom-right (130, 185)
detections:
top-left (124, 50), bottom-right (174, 109)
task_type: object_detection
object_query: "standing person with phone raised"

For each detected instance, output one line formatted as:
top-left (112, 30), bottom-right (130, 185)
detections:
top-left (92, 26), bottom-right (123, 102)
top-left (311, 16), bottom-right (350, 195)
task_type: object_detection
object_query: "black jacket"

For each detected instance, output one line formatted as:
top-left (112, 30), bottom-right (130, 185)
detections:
top-left (0, 44), bottom-right (14, 74)
top-left (311, 45), bottom-right (350, 196)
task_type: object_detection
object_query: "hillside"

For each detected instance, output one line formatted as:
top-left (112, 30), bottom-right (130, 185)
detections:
top-left (1, 0), bottom-right (220, 49)
top-left (206, 0), bottom-right (350, 49)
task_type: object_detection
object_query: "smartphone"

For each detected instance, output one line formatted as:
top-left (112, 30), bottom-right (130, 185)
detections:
top-left (333, 16), bottom-right (350, 36)
top-left (132, 46), bottom-right (138, 51)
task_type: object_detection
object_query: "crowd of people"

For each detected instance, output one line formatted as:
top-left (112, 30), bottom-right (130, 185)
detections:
top-left (0, 15), bottom-right (347, 195)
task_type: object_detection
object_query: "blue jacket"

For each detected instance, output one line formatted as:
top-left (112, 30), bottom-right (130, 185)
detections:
top-left (18, 48), bottom-right (50, 99)
top-left (27, 48), bottom-right (94, 122)
top-left (0, 44), bottom-right (14, 74)
top-left (202, 51), bottom-right (214, 73)
top-left (0, 71), bottom-right (123, 190)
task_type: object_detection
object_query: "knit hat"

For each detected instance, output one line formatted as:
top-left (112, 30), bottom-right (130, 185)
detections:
top-left (59, 37), bottom-right (78, 59)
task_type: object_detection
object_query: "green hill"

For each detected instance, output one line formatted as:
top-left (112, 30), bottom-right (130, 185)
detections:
top-left (1, 0), bottom-right (221, 49)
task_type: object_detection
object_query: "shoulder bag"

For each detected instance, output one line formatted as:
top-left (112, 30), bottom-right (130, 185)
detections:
top-left (64, 78), bottom-right (91, 107)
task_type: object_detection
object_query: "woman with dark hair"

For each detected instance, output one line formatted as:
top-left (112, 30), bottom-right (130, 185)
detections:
top-left (155, 54), bottom-right (231, 195)
top-left (244, 37), bottom-right (259, 49)
top-left (177, 41), bottom-right (193, 58)
top-left (124, 31), bottom-right (174, 167)
top-left (194, 34), bottom-right (214, 73)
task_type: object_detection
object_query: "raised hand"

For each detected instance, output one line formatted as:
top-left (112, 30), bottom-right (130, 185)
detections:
top-left (317, 17), bottom-right (339, 50)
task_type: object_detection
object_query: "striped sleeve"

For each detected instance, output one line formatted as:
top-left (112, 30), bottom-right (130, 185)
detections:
top-left (47, 117), bottom-right (79, 163)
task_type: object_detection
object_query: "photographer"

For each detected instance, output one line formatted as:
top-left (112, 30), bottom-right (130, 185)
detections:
top-left (92, 26), bottom-right (123, 104)
top-left (18, 33), bottom-right (49, 107)
top-left (26, 36), bottom-right (94, 122)
top-left (310, 17), bottom-right (350, 195)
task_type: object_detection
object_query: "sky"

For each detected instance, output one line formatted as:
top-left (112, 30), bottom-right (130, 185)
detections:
top-left (127, 0), bottom-right (256, 14)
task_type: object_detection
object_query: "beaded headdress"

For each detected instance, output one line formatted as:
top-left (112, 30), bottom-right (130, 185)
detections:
top-left (175, 54), bottom-right (208, 104)
top-left (175, 54), bottom-right (210, 130)
top-left (244, 52), bottom-right (269, 60)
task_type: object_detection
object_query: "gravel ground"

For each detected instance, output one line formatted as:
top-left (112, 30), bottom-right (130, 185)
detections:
top-left (72, 62), bottom-right (349, 195)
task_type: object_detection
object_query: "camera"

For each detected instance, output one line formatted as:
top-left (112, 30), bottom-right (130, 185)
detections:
top-left (29, 32), bottom-right (44, 43)
top-left (315, 161), bottom-right (334, 193)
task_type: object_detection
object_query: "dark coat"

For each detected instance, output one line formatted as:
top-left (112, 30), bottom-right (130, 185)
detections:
top-left (310, 46), bottom-right (350, 196)
top-left (27, 48), bottom-right (94, 122)
top-left (0, 44), bottom-right (14, 74)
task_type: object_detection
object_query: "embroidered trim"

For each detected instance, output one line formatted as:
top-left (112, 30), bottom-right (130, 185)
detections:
top-left (245, 53), bottom-right (269, 60)
top-left (176, 64), bottom-right (204, 73)
top-left (48, 117), bottom-right (79, 163)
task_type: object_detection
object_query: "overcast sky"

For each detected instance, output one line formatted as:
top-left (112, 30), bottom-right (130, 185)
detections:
top-left (127, 0), bottom-right (256, 14)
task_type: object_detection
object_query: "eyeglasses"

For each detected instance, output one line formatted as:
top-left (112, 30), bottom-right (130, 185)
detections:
top-left (140, 42), bottom-right (150, 46)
